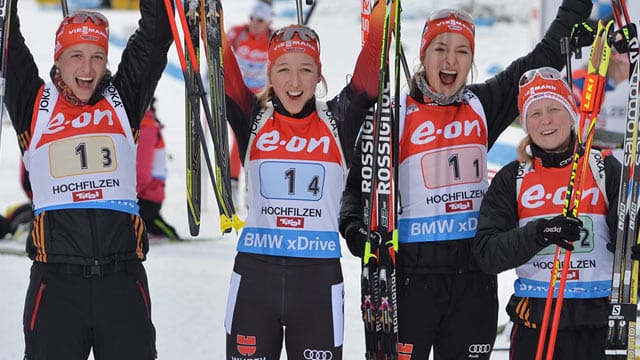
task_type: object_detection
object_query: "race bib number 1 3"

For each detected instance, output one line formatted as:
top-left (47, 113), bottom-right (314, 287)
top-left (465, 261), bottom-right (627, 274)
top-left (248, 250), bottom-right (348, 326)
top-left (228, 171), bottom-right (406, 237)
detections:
top-left (49, 136), bottom-right (117, 178)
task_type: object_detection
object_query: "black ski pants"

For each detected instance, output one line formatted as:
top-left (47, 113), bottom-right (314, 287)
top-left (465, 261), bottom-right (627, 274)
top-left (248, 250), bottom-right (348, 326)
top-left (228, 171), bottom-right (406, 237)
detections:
top-left (510, 322), bottom-right (607, 360)
top-left (225, 252), bottom-right (344, 360)
top-left (23, 260), bottom-right (157, 360)
top-left (396, 271), bottom-right (498, 360)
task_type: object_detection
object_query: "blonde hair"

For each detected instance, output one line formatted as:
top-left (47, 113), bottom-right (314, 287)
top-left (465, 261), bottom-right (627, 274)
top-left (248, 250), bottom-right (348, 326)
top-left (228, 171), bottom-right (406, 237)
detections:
top-left (516, 134), bottom-right (534, 163)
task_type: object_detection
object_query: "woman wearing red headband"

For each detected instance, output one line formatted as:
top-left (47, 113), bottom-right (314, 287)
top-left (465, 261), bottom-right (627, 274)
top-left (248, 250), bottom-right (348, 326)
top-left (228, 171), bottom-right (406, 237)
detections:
top-left (221, 2), bottom-right (392, 359)
top-left (473, 67), bottom-right (621, 359)
top-left (6, 0), bottom-right (172, 358)
top-left (340, 1), bottom-right (594, 359)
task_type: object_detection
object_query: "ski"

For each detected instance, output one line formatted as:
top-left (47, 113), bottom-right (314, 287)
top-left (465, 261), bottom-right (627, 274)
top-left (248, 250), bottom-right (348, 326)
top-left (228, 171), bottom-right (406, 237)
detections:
top-left (605, 0), bottom-right (640, 357)
top-left (162, 0), bottom-right (242, 235)
top-left (535, 19), bottom-right (614, 360)
top-left (201, 0), bottom-right (243, 234)
top-left (0, 0), bottom-right (12, 147)
top-left (360, 0), bottom-right (397, 358)
top-left (184, 0), bottom-right (202, 236)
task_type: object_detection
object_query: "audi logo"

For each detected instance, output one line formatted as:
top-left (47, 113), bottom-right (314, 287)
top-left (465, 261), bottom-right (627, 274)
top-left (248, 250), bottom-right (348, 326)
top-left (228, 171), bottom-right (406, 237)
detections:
top-left (303, 349), bottom-right (333, 360)
top-left (468, 344), bottom-right (491, 354)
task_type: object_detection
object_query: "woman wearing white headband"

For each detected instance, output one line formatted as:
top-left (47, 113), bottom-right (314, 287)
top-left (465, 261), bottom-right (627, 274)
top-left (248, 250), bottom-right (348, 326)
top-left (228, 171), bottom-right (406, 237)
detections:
top-left (473, 67), bottom-right (621, 359)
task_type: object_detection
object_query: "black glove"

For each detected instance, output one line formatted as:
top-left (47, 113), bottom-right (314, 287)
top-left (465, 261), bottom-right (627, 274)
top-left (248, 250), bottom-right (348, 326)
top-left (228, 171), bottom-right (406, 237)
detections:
top-left (568, 21), bottom-right (595, 59)
top-left (612, 23), bottom-right (638, 54)
top-left (535, 215), bottom-right (582, 251)
top-left (0, 215), bottom-right (10, 239)
top-left (344, 222), bottom-right (380, 258)
top-left (607, 243), bottom-right (640, 260)
top-left (606, 241), bottom-right (615, 254)
top-left (631, 244), bottom-right (640, 261)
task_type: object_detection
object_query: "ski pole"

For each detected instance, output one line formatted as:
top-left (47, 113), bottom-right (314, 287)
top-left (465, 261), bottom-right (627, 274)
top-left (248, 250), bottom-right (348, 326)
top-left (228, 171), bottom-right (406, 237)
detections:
top-left (0, 0), bottom-right (13, 147)
top-left (295, 0), bottom-right (303, 25)
top-left (61, 0), bottom-right (68, 16)
top-left (162, 0), bottom-right (242, 234)
top-left (535, 19), bottom-right (613, 360)
top-left (302, 0), bottom-right (315, 25)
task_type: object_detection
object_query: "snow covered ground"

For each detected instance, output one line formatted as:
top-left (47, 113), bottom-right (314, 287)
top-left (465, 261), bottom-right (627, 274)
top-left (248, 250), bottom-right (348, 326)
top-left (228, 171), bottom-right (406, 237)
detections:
top-left (1, 0), bottom-right (631, 358)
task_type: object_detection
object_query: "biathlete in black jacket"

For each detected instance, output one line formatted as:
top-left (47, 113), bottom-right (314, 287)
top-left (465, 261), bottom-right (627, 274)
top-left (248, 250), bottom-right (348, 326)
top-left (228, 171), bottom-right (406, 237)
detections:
top-left (472, 67), bottom-right (621, 359)
top-left (220, 2), bottom-right (393, 359)
top-left (339, 0), bottom-right (593, 359)
top-left (6, 0), bottom-right (173, 358)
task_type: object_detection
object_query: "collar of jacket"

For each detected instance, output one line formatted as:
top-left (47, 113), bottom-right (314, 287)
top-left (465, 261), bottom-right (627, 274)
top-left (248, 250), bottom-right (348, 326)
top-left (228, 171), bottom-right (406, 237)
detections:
top-left (49, 65), bottom-right (112, 106)
top-left (272, 95), bottom-right (316, 118)
top-left (530, 131), bottom-right (576, 168)
top-left (411, 71), bottom-right (466, 106)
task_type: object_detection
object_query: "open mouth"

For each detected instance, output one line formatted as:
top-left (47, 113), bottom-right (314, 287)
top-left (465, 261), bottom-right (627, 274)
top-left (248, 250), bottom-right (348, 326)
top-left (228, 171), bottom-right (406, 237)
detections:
top-left (76, 76), bottom-right (94, 89)
top-left (439, 70), bottom-right (457, 86)
top-left (287, 90), bottom-right (303, 98)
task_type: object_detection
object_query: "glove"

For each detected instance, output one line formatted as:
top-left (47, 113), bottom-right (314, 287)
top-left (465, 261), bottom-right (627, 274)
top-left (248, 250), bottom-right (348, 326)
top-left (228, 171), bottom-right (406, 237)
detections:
top-left (535, 215), bottom-right (582, 251)
top-left (606, 241), bottom-right (615, 254)
top-left (631, 244), bottom-right (640, 261)
top-left (612, 23), bottom-right (638, 54)
top-left (344, 222), bottom-right (380, 258)
top-left (568, 22), bottom-right (595, 55)
top-left (607, 243), bottom-right (640, 261)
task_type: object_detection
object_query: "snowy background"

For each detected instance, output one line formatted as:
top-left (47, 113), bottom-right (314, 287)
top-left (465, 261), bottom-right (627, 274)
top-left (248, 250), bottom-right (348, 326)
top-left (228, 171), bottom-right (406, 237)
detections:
top-left (0, 0), bottom-right (637, 359)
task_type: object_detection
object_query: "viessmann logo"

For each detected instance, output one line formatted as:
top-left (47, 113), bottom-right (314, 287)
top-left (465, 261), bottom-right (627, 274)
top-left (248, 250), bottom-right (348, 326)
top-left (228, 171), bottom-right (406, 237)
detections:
top-left (445, 200), bottom-right (472, 213)
top-left (73, 189), bottom-right (103, 202)
top-left (277, 216), bottom-right (304, 228)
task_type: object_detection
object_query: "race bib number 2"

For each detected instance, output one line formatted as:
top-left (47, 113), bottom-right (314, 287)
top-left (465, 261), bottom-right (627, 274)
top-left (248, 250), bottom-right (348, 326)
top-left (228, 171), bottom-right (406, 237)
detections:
top-left (49, 136), bottom-right (117, 178)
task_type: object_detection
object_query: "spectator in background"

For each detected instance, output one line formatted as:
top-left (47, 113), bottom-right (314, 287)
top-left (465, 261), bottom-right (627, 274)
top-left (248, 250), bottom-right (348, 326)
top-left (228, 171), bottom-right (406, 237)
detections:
top-left (137, 97), bottom-right (180, 240)
top-left (226, 0), bottom-right (273, 93)
top-left (225, 0), bottom-right (274, 185)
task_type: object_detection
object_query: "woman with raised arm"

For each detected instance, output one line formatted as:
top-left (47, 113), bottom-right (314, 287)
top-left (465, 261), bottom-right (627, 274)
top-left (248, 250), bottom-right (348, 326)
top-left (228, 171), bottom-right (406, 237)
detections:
top-left (339, 0), bottom-right (594, 358)
top-left (221, 1), bottom-right (393, 359)
top-left (6, 0), bottom-right (172, 357)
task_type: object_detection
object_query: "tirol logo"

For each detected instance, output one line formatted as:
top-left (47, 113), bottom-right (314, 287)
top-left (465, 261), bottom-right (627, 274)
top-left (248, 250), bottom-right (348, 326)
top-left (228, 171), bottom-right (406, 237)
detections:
top-left (277, 216), bottom-right (304, 228)
top-left (236, 334), bottom-right (257, 357)
top-left (445, 200), bottom-right (472, 213)
top-left (73, 189), bottom-right (103, 202)
top-left (565, 269), bottom-right (579, 281)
